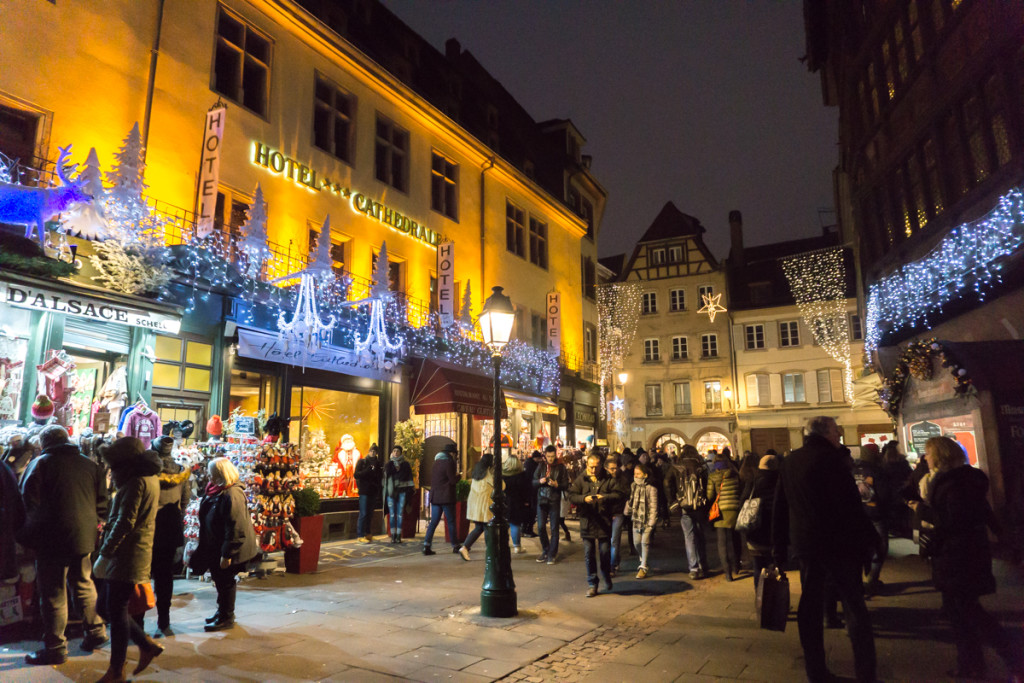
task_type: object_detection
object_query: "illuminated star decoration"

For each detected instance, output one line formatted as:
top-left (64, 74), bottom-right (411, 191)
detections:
top-left (698, 293), bottom-right (727, 322)
top-left (608, 397), bottom-right (625, 411)
top-left (302, 395), bottom-right (336, 423)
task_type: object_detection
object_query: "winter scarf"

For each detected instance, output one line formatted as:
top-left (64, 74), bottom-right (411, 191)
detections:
top-left (206, 481), bottom-right (226, 497)
top-left (626, 480), bottom-right (658, 530)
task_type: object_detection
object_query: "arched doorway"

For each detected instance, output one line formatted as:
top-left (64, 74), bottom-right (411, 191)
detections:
top-left (695, 431), bottom-right (732, 459)
top-left (653, 433), bottom-right (683, 456)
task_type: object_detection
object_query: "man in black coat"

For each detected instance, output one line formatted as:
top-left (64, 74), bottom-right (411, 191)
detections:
top-left (18, 425), bottom-right (109, 664)
top-left (423, 443), bottom-right (459, 555)
top-left (522, 451), bottom-right (543, 537)
top-left (568, 453), bottom-right (621, 597)
top-left (353, 445), bottom-right (383, 543)
top-left (773, 416), bottom-right (878, 683)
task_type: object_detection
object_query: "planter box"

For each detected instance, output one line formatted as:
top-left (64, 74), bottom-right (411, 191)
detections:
top-left (444, 501), bottom-right (470, 544)
top-left (284, 514), bottom-right (324, 574)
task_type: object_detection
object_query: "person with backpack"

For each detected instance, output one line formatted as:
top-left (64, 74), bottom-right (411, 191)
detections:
top-left (667, 445), bottom-right (708, 579)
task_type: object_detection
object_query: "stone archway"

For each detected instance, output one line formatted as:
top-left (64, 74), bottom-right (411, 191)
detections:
top-left (647, 428), bottom-right (687, 455)
top-left (691, 427), bottom-right (732, 459)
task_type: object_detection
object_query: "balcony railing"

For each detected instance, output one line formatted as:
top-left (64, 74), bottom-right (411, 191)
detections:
top-left (674, 403), bottom-right (692, 416)
top-left (646, 406), bottom-right (663, 417)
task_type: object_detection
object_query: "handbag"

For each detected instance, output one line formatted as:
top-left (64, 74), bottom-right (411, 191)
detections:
top-left (708, 496), bottom-right (721, 523)
top-left (756, 565), bottom-right (790, 632)
top-left (128, 581), bottom-right (156, 616)
top-left (735, 488), bottom-right (763, 533)
top-left (92, 555), bottom-right (114, 580)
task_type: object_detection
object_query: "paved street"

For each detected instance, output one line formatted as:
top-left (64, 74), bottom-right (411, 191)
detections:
top-left (2, 520), bottom-right (1021, 682)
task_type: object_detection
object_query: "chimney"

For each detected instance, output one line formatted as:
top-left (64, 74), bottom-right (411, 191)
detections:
top-left (729, 210), bottom-right (744, 267)
top-left (445, 38), bottom-right (461, 60)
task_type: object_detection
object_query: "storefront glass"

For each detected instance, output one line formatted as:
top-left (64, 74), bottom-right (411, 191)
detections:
top-left (228, 368), bottom-right (279, 415)
top-left (0, 327), bottom-right (28, 423)
top-left (290, 385), bottom-right (379, 499)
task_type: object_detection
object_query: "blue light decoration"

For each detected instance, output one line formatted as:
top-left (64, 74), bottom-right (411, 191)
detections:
top-left (865, 187), bottom-right (1024, 352)
top-left (0, 145), bottom-right (91, 244)
top-left (274, 215), bottom-right (338, 352)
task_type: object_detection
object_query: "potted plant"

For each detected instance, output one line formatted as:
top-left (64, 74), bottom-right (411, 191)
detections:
top-left (445, 478), bottom-right (472, 544)
top-left (392, 420), bottom-right (424, 538)
top-left (284, 487), bottom-right (323, 574)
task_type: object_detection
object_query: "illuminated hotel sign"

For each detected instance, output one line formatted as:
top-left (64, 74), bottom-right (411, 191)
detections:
top-left (251, 141), bottom-right (440, 248)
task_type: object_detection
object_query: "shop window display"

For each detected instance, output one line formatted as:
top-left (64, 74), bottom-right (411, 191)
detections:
top-left (0, 331), bottom-right (27, 422)
top-left (290, 385), bottom-right (379, 499)
top-left (696, 432), bottom-right (731, 459)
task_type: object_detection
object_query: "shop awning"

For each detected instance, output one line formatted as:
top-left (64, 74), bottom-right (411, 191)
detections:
top-left (504, 389), bottom-right (558, 415)
top-left (410, 358), bottom-right (506, 418)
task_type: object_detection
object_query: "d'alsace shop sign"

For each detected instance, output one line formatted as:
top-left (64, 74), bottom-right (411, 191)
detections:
top-left (1, 282), bottom-right (181, 334)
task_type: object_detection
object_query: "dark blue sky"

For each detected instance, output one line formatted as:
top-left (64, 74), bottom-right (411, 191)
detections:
top-left (385, 1), bottom-right (838, 262)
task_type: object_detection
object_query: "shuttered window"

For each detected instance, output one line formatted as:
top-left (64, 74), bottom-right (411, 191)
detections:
top-left (745, 373), bottom-right (771, 407)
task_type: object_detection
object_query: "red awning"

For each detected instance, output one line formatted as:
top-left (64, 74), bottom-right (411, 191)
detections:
top-left (410, 358), bottom-right (507, 419)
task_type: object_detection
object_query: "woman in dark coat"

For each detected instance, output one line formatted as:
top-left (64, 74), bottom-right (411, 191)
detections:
top-left (706, 451), bottom-right (742, 581)
top-left (916, 436), bottom-right (1023, 679)
top-left (94, 437), bottom-right (163, 683)
top-left (148, 436), bottom-right (190, 636)
top-left (743, 454), bottom-right (780, 591)
top-left (503, 455), bottom-right (531, 554)
top-left (189, 457), bottom-right (259, 633)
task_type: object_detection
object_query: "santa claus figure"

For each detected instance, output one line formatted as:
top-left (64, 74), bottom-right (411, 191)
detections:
top-left (331, 433), bottom-right (360, 498)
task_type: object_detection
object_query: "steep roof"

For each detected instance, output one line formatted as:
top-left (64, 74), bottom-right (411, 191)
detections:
top-left (637, 202), bottom-right (706, 244)
top-left (598, 253), bottom-right (626, 280)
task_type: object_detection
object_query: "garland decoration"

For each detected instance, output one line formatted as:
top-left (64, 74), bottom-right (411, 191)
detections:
top-left (876, 338), bottom-right (972, 418)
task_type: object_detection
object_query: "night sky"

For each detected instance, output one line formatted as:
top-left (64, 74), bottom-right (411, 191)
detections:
top-left (385, 1), bottom-right (838, 262)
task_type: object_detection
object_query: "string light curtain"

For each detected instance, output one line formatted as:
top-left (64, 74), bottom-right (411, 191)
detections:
top-left (865, 187), bottom-right (1024, 353)
top-left (597, 282), bottom-right (643, 417)
top-left (781, 247), bottom-right (855, 405)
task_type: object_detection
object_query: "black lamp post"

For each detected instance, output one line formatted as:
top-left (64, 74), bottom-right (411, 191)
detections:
top-left (477, 286), bottom-right (517, 617)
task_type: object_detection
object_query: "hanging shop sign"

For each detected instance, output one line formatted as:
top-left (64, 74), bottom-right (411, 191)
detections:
top-left (546, 291), bottom-right (561, 356)
top-left (437, 241), bottom-right (456, 326)
top-left (574, 405), bottom-right (597, 428)
top-left (1, 281), bottom-right (181, 334)
top-left (251, 141), bottom-right (439, 247)
top-left (196, 106), bottom-right (227, 238)
top-left (905, 415), bottom-right (978, 466)
top-left (237, 327), bottom-right (401, 383)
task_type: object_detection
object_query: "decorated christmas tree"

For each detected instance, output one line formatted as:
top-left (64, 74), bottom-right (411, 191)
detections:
top-left (60, 147), bottom-right (108, 240)
top-left (239, 183), bottom-right (271, 279)
top-left (458, 279), bottom-right (474, 334)
top-left (89, 124), bottom-right (173, 295)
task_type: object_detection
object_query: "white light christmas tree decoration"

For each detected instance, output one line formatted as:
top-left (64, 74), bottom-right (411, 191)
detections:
top-left (865, 186), bottom-right (1024, 352)
top-left (0, 145), bottom-right (91, 244)
top-left (60, 147), bottom-right (108, 240)
top-left (353, 241), bottom-right (404, 368)
top-left (89, 126), bottom-right (173, 295)
top-left (238, 183), bottom-right (271, 279)
top-left (697, 292), bottom-right (727, 322)
top-left (274, 215), bottom-right (337, 352)
top-left (597, 282), bottom-right (643, 418)
top-left (781, 246), bottom-right (855, 404)
top-left (458, 280), bottom-right (475, 336)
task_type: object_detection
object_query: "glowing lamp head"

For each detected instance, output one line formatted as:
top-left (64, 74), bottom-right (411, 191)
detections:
top-left (723, 388), bottom-right (733, 400)
top-left (478, 286), bottom-right (516, 353)
top-left (617, 372), bottom-right (629, 385)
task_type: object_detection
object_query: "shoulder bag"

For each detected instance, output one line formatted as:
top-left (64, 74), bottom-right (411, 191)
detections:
top-left (735, 486), bottom-right (763, 532)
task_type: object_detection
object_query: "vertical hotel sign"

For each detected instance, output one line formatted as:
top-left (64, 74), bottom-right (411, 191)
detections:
top-left (437, 241), bottom-right (456, 326)
top-left (546, 291), bottom-right (561, 356)
top-left (196, 105), bottom-right (227, 238)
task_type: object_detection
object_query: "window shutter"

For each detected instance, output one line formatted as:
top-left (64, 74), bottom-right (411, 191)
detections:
top-left (830, 369), bottom-right (845, 403)
top-left (817, 370), bottom-right (832, 402)
top-left (758, 375), bottom-right (771, 406)
top-left (746, 375), bottom-right (759, 407)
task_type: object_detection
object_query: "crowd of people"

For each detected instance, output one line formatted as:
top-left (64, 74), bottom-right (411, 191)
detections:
top-left (1, 424), bottom-right (258, 682)
top-left (2, 417), bottom-right (1021, 682)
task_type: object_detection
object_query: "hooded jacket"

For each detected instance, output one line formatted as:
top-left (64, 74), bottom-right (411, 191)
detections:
top-left (18, 442), bottom-right (109, 560)
top-left (428, 450), bottom-right (458, 505)
top-left (154, 454), bottom-right (191, 551)
top-left (98, 447), bottom-right (161, 583)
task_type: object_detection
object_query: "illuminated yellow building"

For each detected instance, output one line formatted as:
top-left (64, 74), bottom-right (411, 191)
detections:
top-left (0, 0), bottom-right (605, 518)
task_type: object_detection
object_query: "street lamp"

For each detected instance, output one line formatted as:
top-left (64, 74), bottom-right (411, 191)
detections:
top-left (477, 286), bottom-right (517, 617)
top-left (723, 387), bottom-right (733, 412)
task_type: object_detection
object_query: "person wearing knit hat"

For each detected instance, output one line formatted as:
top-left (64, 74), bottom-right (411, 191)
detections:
top-left (759, 454), bottom-right (779, 471)
top-left (31, 395), bottom-right (54, 424)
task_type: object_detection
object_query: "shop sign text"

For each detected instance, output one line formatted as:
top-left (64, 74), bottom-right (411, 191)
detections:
top-left (546, 291), bottom-right (561, 356)
top-left (1, 282), bottom-right (181, 334)
top-left (251, 141), bottom-right (439, 247)
top-left (437, 241), bottom-right (455, 326)
top-left (196, 107), bottom-right (226, 238)
top-left (237, 328), bottom-right (401, 383)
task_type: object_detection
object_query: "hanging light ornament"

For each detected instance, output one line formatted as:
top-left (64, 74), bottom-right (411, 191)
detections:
top-left (697, 292), bottom-right (727, 322)
top-left (274, 215), bottom-right (337, 352)
top-left (597, 282), bottom-right (643, 417)
top-left (781, 246), bottom-right (856, 404)
top-left (353, 241), bottom-right (404, 367)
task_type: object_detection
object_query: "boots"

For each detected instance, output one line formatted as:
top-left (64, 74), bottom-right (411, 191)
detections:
top-left (204, 612), bottom-right (235, 632)
top-left (95, 663), bottom-right (126, 683)
top-left (133, 637), bottom-right (165, 675)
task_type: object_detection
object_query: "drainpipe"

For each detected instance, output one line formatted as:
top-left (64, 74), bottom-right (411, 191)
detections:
top-left (479, 156), bottom-right (496, 303)
top-left (141, 0), bottom-right (167, 160)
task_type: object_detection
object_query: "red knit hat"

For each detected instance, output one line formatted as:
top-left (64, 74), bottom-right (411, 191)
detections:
top-left (206, 415), bottom-right (223, 437)
top-left (31, 394), bottom-right (54, 420)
